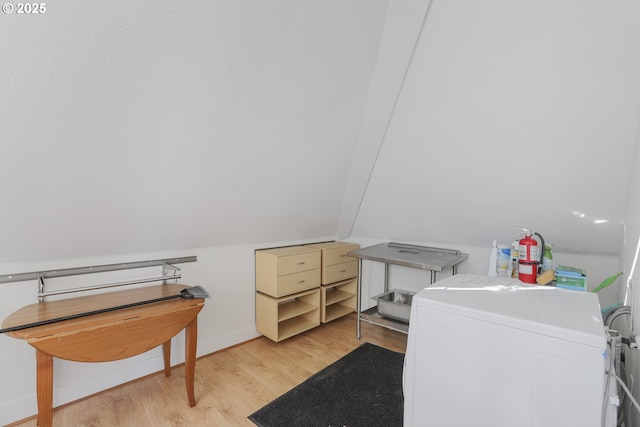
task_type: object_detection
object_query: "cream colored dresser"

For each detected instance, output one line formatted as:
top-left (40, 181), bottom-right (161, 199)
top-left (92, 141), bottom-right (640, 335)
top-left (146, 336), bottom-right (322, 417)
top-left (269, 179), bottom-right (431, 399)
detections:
top-left (306, 241), bottom-right (359, 323)
top-left (255, 242), bottom-right (359, 342)
top-left (255, 245), bottom-right (322, 342)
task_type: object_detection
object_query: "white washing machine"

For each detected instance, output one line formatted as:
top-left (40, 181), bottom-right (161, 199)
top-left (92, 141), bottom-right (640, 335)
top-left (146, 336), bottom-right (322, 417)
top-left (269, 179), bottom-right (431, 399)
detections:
top-left (403, 274), bottom-right (617, 427)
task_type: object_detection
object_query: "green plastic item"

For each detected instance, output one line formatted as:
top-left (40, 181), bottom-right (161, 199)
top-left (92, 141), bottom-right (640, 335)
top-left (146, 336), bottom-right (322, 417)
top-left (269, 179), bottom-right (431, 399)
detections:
top-left (591, 272), bottom-right (623, 293)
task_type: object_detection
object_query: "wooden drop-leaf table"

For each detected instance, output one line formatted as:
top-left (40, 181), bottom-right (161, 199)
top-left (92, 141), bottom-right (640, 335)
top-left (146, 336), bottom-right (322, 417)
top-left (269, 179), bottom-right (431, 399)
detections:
top-left (1, 284), bottom-right (205, 427)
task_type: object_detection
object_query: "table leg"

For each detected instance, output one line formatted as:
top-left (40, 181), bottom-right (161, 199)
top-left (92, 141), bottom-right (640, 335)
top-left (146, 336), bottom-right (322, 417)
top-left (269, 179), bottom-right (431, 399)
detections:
top-left (36, 349), bottom-right (53, 427)
top-left (356, 259), bottom-right (362, 340)
top-left (163, 340), bottom-right (171, 377)
top-left (185, 317), bottom-right (198, 407)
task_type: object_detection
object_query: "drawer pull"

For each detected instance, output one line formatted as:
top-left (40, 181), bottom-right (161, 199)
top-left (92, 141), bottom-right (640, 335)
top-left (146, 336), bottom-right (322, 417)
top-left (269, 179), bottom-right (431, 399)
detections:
top-left (341, 270), bottom-right (347, 273)
top-left (297, 261), bottom-right (306, 265)
top-left (340, 254), bottom-right (347, 257)
top-left (297, 280), bottom-right (306, 284)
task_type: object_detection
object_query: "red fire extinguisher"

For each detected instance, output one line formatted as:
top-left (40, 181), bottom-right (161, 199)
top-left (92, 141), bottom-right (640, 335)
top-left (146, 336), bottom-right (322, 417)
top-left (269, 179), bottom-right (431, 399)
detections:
top-left (517, 228), bottom-right (545, 284)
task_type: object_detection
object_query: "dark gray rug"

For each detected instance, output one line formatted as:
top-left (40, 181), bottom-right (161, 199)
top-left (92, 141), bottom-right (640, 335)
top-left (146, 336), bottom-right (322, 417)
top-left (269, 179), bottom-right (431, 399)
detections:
top-left (248, 342), bottom-right (404, 427)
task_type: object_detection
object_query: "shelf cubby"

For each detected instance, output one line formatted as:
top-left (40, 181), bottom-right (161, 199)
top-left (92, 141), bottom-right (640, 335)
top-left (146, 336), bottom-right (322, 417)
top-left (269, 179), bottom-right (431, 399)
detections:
top-left (320, 278), bottom-right (357, 323)
top-left (256, 288), bottom-right (320, 342)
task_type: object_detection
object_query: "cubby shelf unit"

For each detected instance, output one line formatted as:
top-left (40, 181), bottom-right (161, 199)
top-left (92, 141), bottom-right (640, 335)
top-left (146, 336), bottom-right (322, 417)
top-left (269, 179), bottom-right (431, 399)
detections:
top-left (255, 288), bottom-right (320, 342)
top-left (321, 278), bottom-right (356, 323)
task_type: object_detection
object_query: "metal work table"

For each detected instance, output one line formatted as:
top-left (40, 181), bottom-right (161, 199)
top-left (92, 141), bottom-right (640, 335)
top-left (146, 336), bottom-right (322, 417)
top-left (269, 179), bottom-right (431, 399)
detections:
top-left (348, 242), bottom-right (468, 339)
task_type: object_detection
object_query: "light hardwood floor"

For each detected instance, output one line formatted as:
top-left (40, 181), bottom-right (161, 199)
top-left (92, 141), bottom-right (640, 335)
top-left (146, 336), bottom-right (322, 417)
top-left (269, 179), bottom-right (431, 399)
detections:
top-left (10, 314), bottom-right (407, 427)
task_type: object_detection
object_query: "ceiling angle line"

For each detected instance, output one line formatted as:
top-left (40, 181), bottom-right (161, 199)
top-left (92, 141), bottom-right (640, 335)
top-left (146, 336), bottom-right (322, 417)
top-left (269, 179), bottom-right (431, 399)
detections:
top-left (344, 0), bottom-right (436, 238)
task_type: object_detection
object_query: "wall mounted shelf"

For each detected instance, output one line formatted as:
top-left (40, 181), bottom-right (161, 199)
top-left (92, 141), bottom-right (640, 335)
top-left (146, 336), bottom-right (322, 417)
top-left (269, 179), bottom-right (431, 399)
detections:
top-left (0, 256), bottom-right (198, 302)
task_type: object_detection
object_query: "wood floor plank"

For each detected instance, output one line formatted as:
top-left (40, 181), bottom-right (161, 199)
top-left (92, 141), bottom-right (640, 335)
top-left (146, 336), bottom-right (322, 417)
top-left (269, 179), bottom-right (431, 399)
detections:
top-left (9, 313), bottom-right (407, 427)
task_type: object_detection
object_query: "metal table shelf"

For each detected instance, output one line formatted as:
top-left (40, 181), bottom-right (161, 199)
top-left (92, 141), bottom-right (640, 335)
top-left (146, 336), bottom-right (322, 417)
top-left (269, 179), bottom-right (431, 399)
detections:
top-left (360, 306), bottom-right (409, 334)
top-left (348, 242), bottom-right (468, 339)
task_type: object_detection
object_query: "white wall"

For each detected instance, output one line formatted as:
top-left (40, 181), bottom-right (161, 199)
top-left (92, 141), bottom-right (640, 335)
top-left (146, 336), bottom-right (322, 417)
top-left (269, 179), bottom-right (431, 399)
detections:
top-left (346, 0), bottom-right (640, 258)
top-left (2, 1), bottom-right (640, 425)
top-left (0, 0), bottom-right (389, 263)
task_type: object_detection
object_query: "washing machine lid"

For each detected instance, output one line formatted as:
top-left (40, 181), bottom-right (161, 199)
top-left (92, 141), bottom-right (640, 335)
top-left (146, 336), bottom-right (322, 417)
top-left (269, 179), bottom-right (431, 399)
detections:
top-left (414, 274), bottom-right (606, 349)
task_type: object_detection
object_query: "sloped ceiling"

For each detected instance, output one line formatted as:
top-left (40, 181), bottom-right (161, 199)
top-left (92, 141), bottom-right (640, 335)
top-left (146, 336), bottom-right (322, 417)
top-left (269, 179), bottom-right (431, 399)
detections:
top-left (0, 1), bottom-right (390, 262)
top-left (2, 0), bottom-right (638, 264)
top-left (345, 0), bottom-right (640, 255)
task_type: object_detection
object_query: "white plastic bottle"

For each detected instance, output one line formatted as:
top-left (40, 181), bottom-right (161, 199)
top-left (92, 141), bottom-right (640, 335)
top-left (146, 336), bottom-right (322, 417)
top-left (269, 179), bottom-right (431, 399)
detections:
top-left (488, 240), bottom-right (498, 277)
top-left (497, 245), bottom-right (510, 276)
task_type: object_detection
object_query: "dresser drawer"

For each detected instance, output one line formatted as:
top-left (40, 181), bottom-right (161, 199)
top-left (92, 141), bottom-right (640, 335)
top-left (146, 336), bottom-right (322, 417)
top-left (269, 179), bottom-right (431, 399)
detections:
top-left (323, 260), bottom-right (358, 285)
top-left (277, 251), bottom-right (321, 276)
top-left (322, 244), bottom-right (360, 266)
top-left (306, 242), bottom-right (360, 285)
top-left (256, 246), bottom-right (321, 298)
top-left (274, 269), bottom-right (321, 298)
